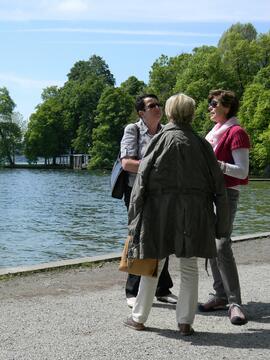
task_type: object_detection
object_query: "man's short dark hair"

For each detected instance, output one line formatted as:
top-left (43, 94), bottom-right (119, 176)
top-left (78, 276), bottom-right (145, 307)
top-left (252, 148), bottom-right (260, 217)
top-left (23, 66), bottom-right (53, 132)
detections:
top-left (135, 94), bottom-right (159, 113)
top-left (208, 89), bottom-right (239, 119)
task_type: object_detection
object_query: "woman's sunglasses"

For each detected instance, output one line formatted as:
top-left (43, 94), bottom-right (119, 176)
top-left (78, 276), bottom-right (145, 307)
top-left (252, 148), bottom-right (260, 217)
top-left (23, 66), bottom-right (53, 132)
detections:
top-left (209, 99), bottom-right (218, 108)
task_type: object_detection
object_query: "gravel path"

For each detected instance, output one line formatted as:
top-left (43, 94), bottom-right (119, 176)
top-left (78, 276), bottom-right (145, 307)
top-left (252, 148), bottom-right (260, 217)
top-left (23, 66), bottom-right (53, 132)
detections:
top-left (0, 237), bottom-right (269, 360)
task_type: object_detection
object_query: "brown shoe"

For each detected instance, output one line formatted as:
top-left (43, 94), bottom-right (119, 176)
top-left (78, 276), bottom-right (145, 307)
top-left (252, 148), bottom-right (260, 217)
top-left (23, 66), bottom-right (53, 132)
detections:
top-left (198, 293), bottom-right (228, 312)
top-left (178, 323), bottom-right (195, 336)
top-left (228, 304), bottom-right (248, 325)
top-left (124, 316), bottom-right (145, 331)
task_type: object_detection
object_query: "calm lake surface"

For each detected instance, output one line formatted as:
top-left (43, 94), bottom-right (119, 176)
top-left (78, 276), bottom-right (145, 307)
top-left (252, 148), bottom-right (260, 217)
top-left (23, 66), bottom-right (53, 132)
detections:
top-left (0, 169), bottom-right (269, 268)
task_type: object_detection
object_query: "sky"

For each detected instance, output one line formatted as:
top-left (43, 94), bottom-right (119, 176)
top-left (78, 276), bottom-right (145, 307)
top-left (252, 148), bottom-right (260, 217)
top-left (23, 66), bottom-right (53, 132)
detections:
top-left (0, 0), bottom-right (269, 121)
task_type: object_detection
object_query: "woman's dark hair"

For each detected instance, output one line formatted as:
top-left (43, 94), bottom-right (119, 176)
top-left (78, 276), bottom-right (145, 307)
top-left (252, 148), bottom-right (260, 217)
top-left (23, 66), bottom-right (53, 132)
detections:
top-left (208, 89), bottom-right (239, 119)
top-left (135, 94), bottom-right (159, 112)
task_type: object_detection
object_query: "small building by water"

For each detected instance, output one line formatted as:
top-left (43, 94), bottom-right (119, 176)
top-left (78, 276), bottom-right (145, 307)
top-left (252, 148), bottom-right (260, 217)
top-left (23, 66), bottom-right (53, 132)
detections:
top-left (72, 154), bottom-right (90, 170)
top-left (12, 154), bottom-right (90, 170)
top-left (48, 154), bottom-right (90, 169)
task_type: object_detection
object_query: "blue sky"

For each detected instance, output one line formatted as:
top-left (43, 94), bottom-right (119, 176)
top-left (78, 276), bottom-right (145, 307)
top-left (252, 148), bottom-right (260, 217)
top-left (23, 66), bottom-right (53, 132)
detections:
top-left (0, 0), bottom-right (269, 121)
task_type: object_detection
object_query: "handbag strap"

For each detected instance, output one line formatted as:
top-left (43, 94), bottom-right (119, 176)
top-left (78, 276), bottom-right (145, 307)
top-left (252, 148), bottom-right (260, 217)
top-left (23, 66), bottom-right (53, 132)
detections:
top-left (134, 123), bottom-right (140, 156)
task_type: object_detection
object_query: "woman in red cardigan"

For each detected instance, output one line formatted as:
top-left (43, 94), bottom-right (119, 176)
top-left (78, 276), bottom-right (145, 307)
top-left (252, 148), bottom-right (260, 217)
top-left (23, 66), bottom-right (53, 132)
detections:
top-left (199, 89), bottom-right (250, 326)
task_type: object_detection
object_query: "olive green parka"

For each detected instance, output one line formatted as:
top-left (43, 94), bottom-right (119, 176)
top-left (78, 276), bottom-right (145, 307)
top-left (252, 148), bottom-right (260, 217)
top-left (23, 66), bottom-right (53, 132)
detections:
top-left (128, 122), bottom-right (229, 260)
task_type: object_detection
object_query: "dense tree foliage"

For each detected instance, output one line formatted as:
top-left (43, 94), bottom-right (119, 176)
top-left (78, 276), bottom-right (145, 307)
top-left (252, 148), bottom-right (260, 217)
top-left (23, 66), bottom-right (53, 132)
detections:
top-left (89, 87), bottom-right (133, 169)
top-left (24, 91), bottom-right (68, 164)
top-left (0, 87), bottom-right (15, 115)
top-left (120, 76), bottom-right (146, 97)
top-left (239, 66), bottom-right (270, 175)
top-left (20, 24), bottom-right (270, 174)
top-left (24, 56), bottom-right (115, 162)
top-left (0, 87), bottom-right (22, 165)
top-left (60, 75), bottom-right (107, 153)
top-left (218, 23), bottom-right (257, 51)
top-left (148, 54), bottom-right (192, 105)
top-left (67, 55), bottom-right (115, 86)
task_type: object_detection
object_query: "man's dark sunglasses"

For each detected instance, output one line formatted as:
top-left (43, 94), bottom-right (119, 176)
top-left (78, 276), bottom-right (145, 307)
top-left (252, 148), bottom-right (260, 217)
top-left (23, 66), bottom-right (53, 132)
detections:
top-left (145, 103), bottom-right (161, 110)
top-left (209, 99), bottom-right (218, 108)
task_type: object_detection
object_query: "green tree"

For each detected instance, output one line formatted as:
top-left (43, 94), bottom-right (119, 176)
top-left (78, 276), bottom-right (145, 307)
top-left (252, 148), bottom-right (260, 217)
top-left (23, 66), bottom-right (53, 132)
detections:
top-left (192, 99), bottom-right (213, 137)
top-left (218, 23), bottom-right (257, 52)
top-left (120, 76), bottom-right (146, 124)
top-left (24, 94), bottom-right (68, 164)
top-left (67, 55), bottom-right (115, 86)
top-left (239, 77), bottom-right (270, 175)
top-left (0, 87), bottom-right (15, 115)
top-left (221, 38), bottom-right (261, 94)
top-left (148, 53), bottom-right (192, 104)
top-left (0, 121), bottom-right (21, 165)
top-left (25, 55), bottom-right (115, 160)
top-left (61, 55), bottom-right (115, 153)
top-left (172, 46), bottom-right (232, 134)
top-left (89, 87), bottom-right (133, 169)
top-left (120, 76), bottom-right (146, 97)
top-left (174, 46), bottom-right (230, 102)
top-left (256, 33), bottom-right (270, 68)
top-left (60, 75), bottom-right (109, 153)
top-left (252, 128), bottom-right (270, 176)
top-left (41, 86), bottom-right (60, 101)
top-left (0, 87), bottom-right (21, 165)
top-left (11, 112), bottom-right (27, 155)
top-left (217, 23), bottom-right (263, 95)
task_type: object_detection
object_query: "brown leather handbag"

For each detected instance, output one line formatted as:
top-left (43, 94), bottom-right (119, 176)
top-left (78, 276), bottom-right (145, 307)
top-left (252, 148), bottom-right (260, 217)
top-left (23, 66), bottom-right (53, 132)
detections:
top-left (119, 236), bottom-right (158, 277)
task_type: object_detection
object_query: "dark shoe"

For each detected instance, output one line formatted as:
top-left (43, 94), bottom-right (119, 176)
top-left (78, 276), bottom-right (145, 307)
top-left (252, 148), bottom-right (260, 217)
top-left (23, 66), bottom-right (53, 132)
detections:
top-left (123, 316), bottom-right (145, 331)
top-left (228, 304), bottom-right (248, 325)
top-left (178, 323), bottom-right (195, 336)
top-left (198, 293), bottom-right (228, 312)
top-left (156, 293), bottom-right (178, 304)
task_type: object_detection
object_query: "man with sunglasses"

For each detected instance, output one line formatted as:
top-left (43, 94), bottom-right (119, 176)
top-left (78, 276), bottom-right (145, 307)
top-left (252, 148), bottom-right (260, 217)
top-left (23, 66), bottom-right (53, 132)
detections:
top-left (198, 89), bottom-right (250, 325)
top-left (120, 94), bottom-right (177, 308)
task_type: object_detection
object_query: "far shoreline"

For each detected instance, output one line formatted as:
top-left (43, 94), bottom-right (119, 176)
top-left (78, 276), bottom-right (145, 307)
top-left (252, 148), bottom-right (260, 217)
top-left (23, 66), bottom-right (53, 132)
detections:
top-left (1, 165), bottom-right (270, 180)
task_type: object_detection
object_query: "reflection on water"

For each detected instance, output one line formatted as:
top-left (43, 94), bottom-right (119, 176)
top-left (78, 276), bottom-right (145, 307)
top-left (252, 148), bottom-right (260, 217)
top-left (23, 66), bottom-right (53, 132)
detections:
top-left (0, 169), bottom-right (269, 268)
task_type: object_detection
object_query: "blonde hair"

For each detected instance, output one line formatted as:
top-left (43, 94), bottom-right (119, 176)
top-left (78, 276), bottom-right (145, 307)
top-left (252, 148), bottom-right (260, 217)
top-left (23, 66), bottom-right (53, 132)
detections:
top-left (165, 93), bottom-right (195, 124)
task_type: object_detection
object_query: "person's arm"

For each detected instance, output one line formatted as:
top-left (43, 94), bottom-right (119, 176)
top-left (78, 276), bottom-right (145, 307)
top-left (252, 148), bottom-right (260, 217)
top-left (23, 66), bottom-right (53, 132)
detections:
top-left (218, 148), bottom-right (249, 179)
top-left (120, 124), bottom-right (140, 173)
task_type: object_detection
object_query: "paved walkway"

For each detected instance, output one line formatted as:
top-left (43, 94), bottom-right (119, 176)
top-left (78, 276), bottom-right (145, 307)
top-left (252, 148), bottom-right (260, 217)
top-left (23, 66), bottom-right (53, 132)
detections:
top-left (0, 236), bottom-right (269, 360)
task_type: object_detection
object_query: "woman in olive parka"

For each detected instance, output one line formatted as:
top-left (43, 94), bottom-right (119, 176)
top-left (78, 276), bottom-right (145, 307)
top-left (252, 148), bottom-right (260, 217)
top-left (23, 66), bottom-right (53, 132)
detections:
top-left (124, 93), bottom-right (229, 335)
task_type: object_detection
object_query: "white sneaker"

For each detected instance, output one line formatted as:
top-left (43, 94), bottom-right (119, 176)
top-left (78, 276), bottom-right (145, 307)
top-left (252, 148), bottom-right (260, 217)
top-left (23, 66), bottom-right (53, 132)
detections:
top-left (156, 293), bottom-right (178, 304)
top-left (126, 297), bottom-right (136, 308)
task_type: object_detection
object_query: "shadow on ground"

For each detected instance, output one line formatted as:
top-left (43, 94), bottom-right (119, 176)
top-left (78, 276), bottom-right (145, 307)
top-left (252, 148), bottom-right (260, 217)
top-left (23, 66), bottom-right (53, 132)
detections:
top-left (147, 301), bottom-right (270, 349)
top-left (196, 301), bottom-right (270, 323)
top-left (146, 327), bottom-right (270, 349)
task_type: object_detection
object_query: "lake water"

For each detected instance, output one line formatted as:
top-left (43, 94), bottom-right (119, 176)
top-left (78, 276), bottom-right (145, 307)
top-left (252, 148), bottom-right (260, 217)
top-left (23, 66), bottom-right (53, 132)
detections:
top-left (0, 169), bottom-right (269, 268)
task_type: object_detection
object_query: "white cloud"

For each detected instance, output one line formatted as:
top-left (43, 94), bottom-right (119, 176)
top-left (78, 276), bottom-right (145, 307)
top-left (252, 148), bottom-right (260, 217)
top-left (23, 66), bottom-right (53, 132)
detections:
top-left (8, 28), bottom-right (220, 38)
top-left (44, 39), bottom-right (201, 47)
top-left (0, 73), bottom-right (63, 89)
top-left (0, 0), bottom-right (269, 22)
top-left (55, 0), bottom-right (90, 14)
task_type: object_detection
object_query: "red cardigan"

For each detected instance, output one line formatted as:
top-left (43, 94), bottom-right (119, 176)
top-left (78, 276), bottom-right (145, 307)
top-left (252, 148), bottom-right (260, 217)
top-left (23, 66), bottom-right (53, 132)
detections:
top-left (215, 125), bottom-right (250, 188)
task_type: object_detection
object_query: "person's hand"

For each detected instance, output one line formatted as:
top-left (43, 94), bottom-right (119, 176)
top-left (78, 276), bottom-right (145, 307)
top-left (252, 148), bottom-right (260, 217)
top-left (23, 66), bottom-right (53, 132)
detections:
top-left (218, 160), bottom-right (227, 173)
